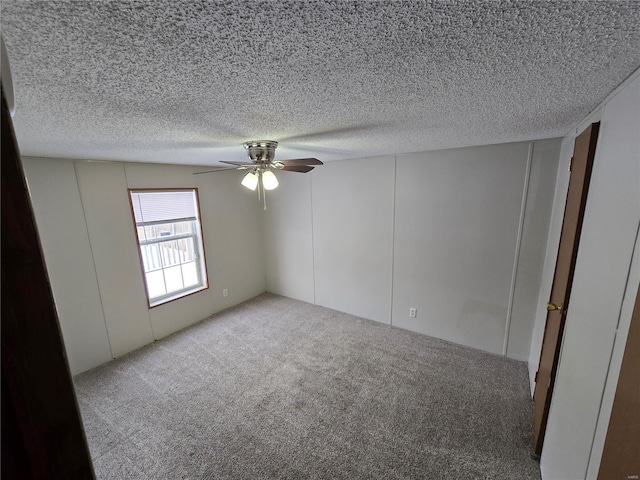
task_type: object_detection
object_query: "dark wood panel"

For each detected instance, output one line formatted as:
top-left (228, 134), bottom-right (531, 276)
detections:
top-left (598, 283), bottom-right (640, 479)
top-left (1, 86), bottom-right (95, 478)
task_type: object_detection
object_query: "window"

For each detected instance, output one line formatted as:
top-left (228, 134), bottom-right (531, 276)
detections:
top-left (129, 189), bottom-right (208, 307)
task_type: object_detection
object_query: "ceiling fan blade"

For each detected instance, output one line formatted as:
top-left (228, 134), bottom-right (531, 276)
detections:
top-left (279, 158), bottom-right (323, 166)
top-left (192, 167), bottom-right (239, 175)
top-left (220, 160), bottom-right (257, 166)
top-left (280, 165), bottom-right (315, 173)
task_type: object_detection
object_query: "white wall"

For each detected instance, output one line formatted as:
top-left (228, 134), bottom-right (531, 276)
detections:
top-left (265, 139), bottom-right (560, 359)
top-left (528, 72), bottom-right (640, 480)
top-left (75, 162), bottom-right (154, 357)
top-left (25, 138), bottom-right (560, 373)
top-left (264, 173), bottom-right (315, 304)
top-left (23, 159), bottom-right (113, 373)
top-left (508, 140), bottom-right (562, 359)
top-left (24, 158), bottom-right (266, 374)
top-left (313, 156), bottom-right (395, 323)
top-left (393, 143), bottom-right (528, 354)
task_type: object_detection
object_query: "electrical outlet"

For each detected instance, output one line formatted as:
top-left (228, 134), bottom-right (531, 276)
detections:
top-left (409, 307), bottom-right (417, 318)
top-left (223, 288), bottom-right (228, 297)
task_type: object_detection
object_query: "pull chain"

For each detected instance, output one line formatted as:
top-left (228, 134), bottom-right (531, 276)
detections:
top-left (257, 169), bottom-right (262, 201)
top-left (253, 168), bottom-right (268, 210)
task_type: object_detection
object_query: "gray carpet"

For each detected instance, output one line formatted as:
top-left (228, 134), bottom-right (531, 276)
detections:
top-left (74, 293), bottom-right (541, 479)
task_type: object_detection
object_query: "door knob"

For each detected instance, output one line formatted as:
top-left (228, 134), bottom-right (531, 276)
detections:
top-left (546, 302), bottom-right (563, 312)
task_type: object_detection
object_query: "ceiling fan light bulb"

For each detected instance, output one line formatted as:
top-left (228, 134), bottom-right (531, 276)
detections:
top-left (262, 170), bottom-right (279, 190)
top-left (241, 171), bottom-right (259, 190)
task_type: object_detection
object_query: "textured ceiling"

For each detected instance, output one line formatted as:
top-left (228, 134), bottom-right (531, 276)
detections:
top-left (1, 0), bottom-right (639, 166)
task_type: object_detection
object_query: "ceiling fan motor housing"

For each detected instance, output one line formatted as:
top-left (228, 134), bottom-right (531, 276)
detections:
top-left (243, 140), bottom-right (278, 164)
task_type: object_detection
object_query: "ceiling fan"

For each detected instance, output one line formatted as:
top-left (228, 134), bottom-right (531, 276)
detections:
top-left (194, 140), bottom-right (323, 209)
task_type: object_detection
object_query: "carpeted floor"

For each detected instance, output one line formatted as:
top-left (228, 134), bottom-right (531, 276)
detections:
top-left (74, 293), bottom-right (541, 479)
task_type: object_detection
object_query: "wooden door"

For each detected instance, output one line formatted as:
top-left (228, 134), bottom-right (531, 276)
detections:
top-left (1, 86), bottom-right (95, 477)
top-left (597, 283), bottom-right (640, 479)
top-left (533, 122), bottom-right (600, 455)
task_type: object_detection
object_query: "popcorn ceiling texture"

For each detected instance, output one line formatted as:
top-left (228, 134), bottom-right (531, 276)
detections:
top-left (1, 0), bottom-right (639, 166)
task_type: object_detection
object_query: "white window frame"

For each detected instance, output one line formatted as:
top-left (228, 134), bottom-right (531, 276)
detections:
top-left (129, 188), bottom-right (208, 308)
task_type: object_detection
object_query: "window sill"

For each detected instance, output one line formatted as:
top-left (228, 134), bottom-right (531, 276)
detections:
top-left (149, 285), bottom-right (208, 308)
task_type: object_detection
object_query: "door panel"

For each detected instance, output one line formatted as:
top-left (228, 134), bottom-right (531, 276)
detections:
top-left (533, 123), bottom-right (600, 454)
top-left (1, 87), bottom-right (95, 476)
top-left (598, 283), bottom-right (640, 479)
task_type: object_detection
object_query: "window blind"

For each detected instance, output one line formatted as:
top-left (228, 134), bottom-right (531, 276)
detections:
top-left (130, 190), bottom-right (197, 224)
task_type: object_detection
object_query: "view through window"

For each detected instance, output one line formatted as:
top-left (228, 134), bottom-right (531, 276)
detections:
top-left (129, 189), bottom-right (208, 307)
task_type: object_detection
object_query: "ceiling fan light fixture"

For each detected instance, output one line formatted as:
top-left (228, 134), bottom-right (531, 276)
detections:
top-left (262, 170), bottom-right (279, 190)
top-left (195, 140), bottom-right (321, 208)
top-left (241, 171), bottom-right (259, 190)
